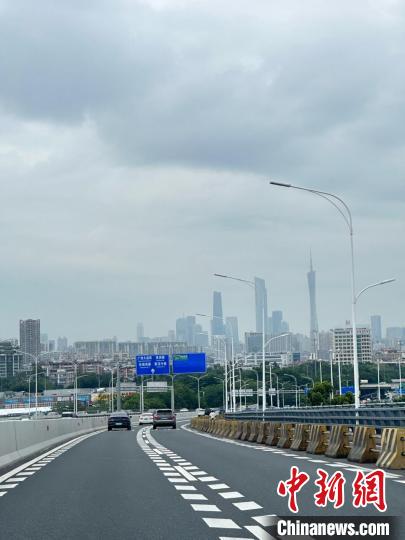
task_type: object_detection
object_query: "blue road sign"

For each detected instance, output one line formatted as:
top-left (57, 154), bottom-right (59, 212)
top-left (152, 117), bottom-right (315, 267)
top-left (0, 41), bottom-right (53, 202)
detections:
top-left (341, 385), bottom-right (355, 395)
top-left (136, 355), bottom-right (170, 375)
top-left (172, 352), bottom-right (206, 374)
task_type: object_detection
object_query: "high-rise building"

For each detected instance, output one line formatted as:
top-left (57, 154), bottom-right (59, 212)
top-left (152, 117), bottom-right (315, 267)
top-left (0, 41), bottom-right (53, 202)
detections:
top-left (136, 322), bottom-right (144, 342)
top-left (332, 327), bottom-right (372, 363)
top-left (254, 277), bottom-right (268, 334)
top-left (245, 332), bottom-right (263, 354)
top-left (225, 317), bottom-right (239, 347)
top-left (307, 252), bottom-right (319, 357)
top-left (57, 336), bottom-right (68, 352)
top-left (211, 291), bottom-right (225, 337)
top-left (0, 341), bottom-right (24, 378)
top-left (168, 330), bottom-right (176, 342)
top-left (370, 315), bottom-right (382, 343)
top-left (271, 310), bottom-right (283, 336)
top-left (20, 319), bottom-right (41, 359)
top-left (176, 316), bottom-right (198, 346)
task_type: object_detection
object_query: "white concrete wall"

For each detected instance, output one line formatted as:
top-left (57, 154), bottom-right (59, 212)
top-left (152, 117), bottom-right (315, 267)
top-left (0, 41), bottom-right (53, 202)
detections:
top-left (0, 416), bottom-right (106, 469)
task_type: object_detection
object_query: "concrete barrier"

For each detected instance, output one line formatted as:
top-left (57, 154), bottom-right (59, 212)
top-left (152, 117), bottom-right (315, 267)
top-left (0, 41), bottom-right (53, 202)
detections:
top-left (256, 422), bottom-right (269, 444)
top-left (248, 422), bottom-right (260, 443)
top-left (377, 428), bottom-right (405, 470)
top-left (228, 420), bottom-right (239, 439)
top-left (234, 421), bottom-right (244, 440)
top-left (290, 424), bottom-right (310, 451)
top-left (240, 421), bottom-right (252, 441)
top-left (306, 424), bottom-right (329, 454)
top-left (0, 416), bottom-right (106, 470)
top-left (348, 426), bottom-right (378, 463)
top-left (265, 422), bottom-right (281, 446)
top-left (325, 425), bottom-right (351, 458)
top-left (277, 424), bottom-right (294, 449)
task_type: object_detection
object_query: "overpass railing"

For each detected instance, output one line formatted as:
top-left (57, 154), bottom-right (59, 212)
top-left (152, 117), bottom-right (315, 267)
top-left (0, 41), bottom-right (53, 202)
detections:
top-left (225, 405), bottom-right (405, 430)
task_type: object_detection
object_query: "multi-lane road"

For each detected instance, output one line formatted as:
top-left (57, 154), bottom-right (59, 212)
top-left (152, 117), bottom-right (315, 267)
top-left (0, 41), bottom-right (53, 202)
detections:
top-left (0, 417), bottom-right (403, 539)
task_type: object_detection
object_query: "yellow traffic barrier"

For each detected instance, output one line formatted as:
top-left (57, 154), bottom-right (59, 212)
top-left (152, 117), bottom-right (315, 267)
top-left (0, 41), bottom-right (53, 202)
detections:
top-left (265, 422), bottom-right (281, 446)
top-left (234, 421), bottom-right (244, 440)
top-left (212, 419), bottom-right (221, 435)
top-left (228, 420), bottom-right (239, 439)
top-left (348, 426), bottom-right (378, 463)
top-left (290, 423), bottom-right (310, 451)
top-left (277, 424), bottom-right (294, 449)
top-left (240, 421), bottom-right (252, 441)
top-left (306, 424), bottom-right (329, 454)
top-left (218, 419), bottom-right (227, 437)
top-left (248, 421), bottom-right (260, 443)
top-left (377, 428), bottom-right (405, 470)
top-left (325, 425), bottom-right (351, 458)
top-left (222, 420), bottom-right (232, 438)
top-left (256, 422), bottom-right (269, 444)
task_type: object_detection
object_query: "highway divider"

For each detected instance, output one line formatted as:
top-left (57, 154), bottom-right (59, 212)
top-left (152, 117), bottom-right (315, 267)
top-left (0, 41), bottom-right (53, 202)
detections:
top-left (189, 417), bottom-right (405, 470)
top-left (0, 415), bottom-right (106, 470)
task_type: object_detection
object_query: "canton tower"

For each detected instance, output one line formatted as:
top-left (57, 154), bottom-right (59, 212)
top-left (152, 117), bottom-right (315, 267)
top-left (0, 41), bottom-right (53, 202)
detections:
top-left (307, 251), bottom-right (319, 357)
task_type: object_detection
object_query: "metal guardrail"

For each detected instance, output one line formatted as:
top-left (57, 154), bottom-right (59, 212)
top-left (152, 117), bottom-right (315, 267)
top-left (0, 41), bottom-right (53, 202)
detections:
top-left (225, 406), bottom-right (405, 430)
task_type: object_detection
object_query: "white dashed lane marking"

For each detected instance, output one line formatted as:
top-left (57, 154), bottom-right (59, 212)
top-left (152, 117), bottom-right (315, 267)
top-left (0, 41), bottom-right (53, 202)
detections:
top-left (219, 491), bottom-right (244, 500)
top-left (209, 483), bottom-right (230, 490)
top-left (245, 525), bottom-right (276, 539)
top-left (181, 494), bottom-right (208, 500)
top-left (233, 501), bottom-right (263, 511)
top-left (203, 518), bottom-right (241, 529)
top-left (191, 504), bottom-right (221, 512)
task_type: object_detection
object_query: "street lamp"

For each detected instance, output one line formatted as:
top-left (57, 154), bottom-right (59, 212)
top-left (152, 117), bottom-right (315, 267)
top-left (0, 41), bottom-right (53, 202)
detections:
top-left (188, 373), bottom-right (211, 410)
top-left (196, 313), bottom-right (230, 412)
top-left (214, 273), bottom-right (269, 412)
top-left (270, 180), bottom-right (396, 409)
top-left (19, 351), bottom-right (52, 419)
top-left (242, 367), bottom-right (260, 409)
top-left (27, 371), bottom-right (46, 415)
top-left (264, 333), bottom-right (290, 408)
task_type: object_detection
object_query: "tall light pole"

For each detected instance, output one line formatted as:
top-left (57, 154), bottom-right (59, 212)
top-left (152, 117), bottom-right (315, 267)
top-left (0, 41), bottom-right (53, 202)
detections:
top-left (19, 351), bottom-right (52, 419)
top-left (214, 273), bottom-right (268, 411)
top-left (196, 313), bottom-right (230, 412)
top-left (270, 180), bottom-right (395, 409)
top-left (264, 333), bottom-right (290, 408)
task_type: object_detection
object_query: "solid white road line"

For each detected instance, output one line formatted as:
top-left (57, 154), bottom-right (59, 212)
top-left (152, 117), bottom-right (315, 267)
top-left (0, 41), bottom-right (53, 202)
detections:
top-left (219, 491), bottom-right (244, 500)
top-left (191, 504), bottom-right (221, 512)
top-left (233, 501), bottom-right (262, 511)
top-left (203, 518), bottom-right (241, 529)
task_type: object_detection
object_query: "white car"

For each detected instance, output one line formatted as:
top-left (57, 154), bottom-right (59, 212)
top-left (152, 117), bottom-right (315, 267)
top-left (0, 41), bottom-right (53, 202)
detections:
top-left (196, 408), bottom-right (205, 416)
top-left (139, 412), bottom-right (154, 425)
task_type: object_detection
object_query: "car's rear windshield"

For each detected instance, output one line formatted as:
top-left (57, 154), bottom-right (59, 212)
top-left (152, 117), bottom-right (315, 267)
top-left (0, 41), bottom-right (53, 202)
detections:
top-left (156, 409), bottom-right (172, 414)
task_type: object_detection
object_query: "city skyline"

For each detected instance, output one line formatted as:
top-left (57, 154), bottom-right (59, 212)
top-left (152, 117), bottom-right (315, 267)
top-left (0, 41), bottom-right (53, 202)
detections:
top-left (0, 1), bottom-right (403, 340)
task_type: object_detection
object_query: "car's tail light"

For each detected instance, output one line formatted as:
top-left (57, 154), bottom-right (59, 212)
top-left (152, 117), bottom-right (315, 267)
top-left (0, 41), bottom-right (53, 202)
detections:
top-left (154, 415), bottom-right (160, 420)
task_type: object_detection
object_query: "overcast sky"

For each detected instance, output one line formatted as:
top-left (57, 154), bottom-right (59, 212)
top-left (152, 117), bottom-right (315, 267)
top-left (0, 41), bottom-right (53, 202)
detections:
top-left (0, 0), bottom-right (404, 342)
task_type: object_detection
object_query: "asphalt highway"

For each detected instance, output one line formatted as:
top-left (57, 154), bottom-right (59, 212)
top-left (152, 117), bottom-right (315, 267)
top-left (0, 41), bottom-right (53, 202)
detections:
top-left (0, 419), bottom-right (404, 540)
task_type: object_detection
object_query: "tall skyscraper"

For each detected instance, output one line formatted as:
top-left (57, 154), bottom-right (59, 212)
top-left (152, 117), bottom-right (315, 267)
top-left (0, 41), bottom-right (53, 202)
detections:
top-left (370, 315), bottom-right (382, 343)
top-left (226, 317), bottom-right (239, 349)
top-left (271, 310), bottom-right (283, 335)
top-left (19, 319), bottom-right (41, 359)
top-left (211, 291), bottom-right (225, 336)
top-left (254, 277), bottom-right (268, 334)
top-left (136, 322), bottom-right (144, 342)
top-left (307, 252), bottom-right (319, 357)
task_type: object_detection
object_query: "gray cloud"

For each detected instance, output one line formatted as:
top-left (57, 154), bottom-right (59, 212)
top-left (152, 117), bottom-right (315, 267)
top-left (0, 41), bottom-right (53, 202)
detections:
top-left (0, 0), bottom-right (404, 340)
